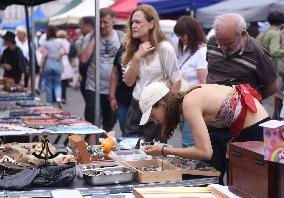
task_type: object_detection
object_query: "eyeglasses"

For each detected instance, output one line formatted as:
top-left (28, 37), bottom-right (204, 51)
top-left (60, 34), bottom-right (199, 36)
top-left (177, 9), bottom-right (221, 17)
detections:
top-left (216, 36), bottom-right (241, 49)
top-left (216, 31), bottom-right (246, 50)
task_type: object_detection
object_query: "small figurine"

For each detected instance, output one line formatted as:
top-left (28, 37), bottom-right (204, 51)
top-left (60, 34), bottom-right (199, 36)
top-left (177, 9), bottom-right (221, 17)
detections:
top-left (99, 131), bottom-right (117, 154)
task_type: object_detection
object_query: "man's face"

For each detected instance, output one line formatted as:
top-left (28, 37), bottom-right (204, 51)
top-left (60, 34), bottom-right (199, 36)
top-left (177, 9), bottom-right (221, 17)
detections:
top-left (3, 39), bottom-right (11, 47)
top-left (100, 15), bottom-right (115, 37)
top-left (216, 29), bottom-right (244, 56)
top-left (79, 20), bottom-right (89, 36)
top-left (16, 31), bottom-right (26, 42)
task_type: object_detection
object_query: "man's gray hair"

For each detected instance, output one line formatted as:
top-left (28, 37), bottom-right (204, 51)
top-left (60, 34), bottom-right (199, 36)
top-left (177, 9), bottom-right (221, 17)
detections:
top-left (213, 13), bottom-right (246, 35)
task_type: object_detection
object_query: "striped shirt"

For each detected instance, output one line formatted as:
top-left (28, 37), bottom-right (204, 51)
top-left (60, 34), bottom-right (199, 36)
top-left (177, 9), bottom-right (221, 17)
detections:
top-left (206, 36), bottom-right (277, 95)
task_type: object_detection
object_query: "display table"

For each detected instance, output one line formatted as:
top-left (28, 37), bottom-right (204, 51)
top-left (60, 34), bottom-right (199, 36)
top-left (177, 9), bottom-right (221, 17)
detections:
top-left (0, 93), bottom-right (219, 197)
top-left (0, 176), bottom-right (219, 198)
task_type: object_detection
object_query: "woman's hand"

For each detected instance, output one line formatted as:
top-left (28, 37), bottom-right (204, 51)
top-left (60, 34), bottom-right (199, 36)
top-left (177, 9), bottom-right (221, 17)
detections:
top-left (135, 41), bottom-right (155, 59)
top-left (2, 63), bottom-right (12, 71)
top-left (143, 145), bottom-right (162, 156)
top-left (110, 98), bottom-right (118, 111)
top-left (39, 66), bottom-right (44, 75)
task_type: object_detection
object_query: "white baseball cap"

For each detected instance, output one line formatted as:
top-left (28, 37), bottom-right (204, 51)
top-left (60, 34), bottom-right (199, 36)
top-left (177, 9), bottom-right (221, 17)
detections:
top-left (139, 82), bottom-right (170, 125)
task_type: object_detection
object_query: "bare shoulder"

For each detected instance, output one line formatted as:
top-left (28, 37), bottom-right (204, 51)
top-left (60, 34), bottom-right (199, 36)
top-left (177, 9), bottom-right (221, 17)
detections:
top-left (182, 84), bottom-right (231, 109)
top-left (182, 87), bottom-right (204, 109)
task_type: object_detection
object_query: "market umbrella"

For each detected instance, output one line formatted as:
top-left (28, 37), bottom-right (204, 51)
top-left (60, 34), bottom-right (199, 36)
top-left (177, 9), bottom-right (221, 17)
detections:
top-left (49, 0), bottom-right (114, 26)
top-left (3, 7), bottom-right (46, 29)
top-left (0, 0), bottom-right (56, 96)
top-left (139, 0), bottom-right (224, 16)
top-left (110, 0), bottom-right (138, 19)
top-left (0, 0), bottom-right (54, 9)
top-left (34, 0), bottom-right (82, 29)
top-left (196, 0), bottom-right (284, 27)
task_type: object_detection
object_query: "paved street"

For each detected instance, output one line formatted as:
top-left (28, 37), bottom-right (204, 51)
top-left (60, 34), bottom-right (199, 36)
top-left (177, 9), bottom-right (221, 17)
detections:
top-left (43, 86), bottom-right (276, 148)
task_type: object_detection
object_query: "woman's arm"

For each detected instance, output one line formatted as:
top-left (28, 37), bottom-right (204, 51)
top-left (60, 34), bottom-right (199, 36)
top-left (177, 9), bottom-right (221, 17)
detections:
top-left (164, 108), bottom-right (212, 160)
top-left (144, 94), bottom-right (213, 160)
top-left (38, 47), bottom-right (47, 74)
top-left (160, 42), bottom-right (181, 91)
top-left (124, 53), bottom-right (140, 87)
top-left (124, 41), bottom-right (155, 87)
top-left (197, 69), bottom-right (208, 84)
top-left (109, 66), bottom-right (119, 111)
top-left (170, 80), bottom-right (181, 93)
top-left (196, 46), bottom-right (208, 84)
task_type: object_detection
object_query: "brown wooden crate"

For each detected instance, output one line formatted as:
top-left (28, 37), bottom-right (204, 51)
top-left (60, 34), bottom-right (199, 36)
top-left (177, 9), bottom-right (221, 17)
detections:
top-left (229, 141), bottom-right (279, 198)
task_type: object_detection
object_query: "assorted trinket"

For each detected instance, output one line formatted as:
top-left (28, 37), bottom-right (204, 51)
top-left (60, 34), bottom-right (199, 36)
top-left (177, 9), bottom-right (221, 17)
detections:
top-left (138, 165), bottom-right (162, 172)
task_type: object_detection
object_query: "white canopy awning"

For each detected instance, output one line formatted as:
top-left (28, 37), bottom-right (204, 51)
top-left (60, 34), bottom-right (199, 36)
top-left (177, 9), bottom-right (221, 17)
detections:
top-left (196, 0), bottom-right (284, 27)
top-left (49, 0), bottom-right (114, 26)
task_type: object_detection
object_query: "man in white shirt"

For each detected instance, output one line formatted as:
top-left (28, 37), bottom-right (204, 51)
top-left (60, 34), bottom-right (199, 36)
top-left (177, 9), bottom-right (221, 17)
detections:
top-left (16, 25), bottom-right (29, 87)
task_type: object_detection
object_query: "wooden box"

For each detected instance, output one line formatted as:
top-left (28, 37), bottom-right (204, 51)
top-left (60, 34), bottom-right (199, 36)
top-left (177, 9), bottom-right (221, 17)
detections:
top-left (133, 187), bottom-right (229, 198)
top-left (278, 163), bottom-right (284, 198)
top-left (229, 141), bottom-right (283, 198)
top-left (123, 159), bottom-right (182, 183)
top-left (68, 134), bottom-right (113, 164)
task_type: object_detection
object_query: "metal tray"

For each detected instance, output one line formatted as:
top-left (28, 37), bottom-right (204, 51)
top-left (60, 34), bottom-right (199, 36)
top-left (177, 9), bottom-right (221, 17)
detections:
top-left (76, 162), bottom-right (119, 178)
top-left (83, 165), bottom-right (135, 185)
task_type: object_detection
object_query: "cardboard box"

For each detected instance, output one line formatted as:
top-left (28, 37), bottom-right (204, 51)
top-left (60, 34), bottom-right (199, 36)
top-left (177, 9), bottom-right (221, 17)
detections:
top-left (259, 120), bottom-right (284, 164)
top-left (123, 159), bottom-right (182, 183)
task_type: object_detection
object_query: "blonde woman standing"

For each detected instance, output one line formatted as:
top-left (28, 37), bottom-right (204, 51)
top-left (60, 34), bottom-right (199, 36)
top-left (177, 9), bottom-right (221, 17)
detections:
top-left (123, 4), bottom-right (181, 142)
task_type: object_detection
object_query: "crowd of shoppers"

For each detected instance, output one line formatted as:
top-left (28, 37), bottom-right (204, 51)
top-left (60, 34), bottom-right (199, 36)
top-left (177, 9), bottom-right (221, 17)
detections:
top-left (0, 5), bottom-right (283, 186)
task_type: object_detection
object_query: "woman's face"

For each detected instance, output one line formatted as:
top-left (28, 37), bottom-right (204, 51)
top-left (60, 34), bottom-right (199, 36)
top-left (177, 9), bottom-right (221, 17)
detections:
top-left (150, 104), bottom-right (165, 125)
top-left (131, 11), bottom-right (154, 42)
top-left (178, 34), bottom-right (188, 46)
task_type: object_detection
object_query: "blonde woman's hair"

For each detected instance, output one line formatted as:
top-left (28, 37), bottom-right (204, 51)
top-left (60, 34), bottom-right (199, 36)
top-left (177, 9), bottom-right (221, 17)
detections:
top-left (122, 4), bottom-right (168, 65)
top-left (56, 30), bottom-right (68, 38)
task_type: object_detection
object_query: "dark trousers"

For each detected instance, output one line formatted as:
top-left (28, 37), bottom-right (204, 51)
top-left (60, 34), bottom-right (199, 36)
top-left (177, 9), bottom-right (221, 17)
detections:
top-left (80, 80), bottom-right (86, 102)
top-left (207, 117), bottom-right (269, 185)
top-left (61, 79), bottom-right (69, 101)
top-left (24, 73), bottom-right (29, 88)
top-left (207, 126), bottom-right (231, 185)
top-left (84, 90), bottom-right (117, 130)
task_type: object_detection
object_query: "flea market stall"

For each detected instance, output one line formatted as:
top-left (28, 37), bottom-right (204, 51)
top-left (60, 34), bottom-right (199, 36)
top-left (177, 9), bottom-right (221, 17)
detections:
top-left (0, 81), bottom-right (223, 198)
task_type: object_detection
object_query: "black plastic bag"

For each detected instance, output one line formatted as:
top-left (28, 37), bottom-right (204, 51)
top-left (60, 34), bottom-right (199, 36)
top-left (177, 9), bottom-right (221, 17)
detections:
top-left (0, 163), bottom-right (76, 190)
top-left (33, 164), bottom-right (76, 187)
top-left (0, 168), bottom-right (40, 190)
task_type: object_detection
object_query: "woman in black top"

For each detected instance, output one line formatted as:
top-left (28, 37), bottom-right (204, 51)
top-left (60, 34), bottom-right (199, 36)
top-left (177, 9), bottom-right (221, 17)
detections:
top-left (109, 46), bottom-right (134, 137)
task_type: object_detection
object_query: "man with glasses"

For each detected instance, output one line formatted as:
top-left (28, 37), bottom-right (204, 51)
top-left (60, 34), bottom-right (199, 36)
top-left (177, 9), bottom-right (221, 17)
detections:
top-left (84, 8), bottom-right (124, 144)
top-left (206, 13), bottom-right (279, 184)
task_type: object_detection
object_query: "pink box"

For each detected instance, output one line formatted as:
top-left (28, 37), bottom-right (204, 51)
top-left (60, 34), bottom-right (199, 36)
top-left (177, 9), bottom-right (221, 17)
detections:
top-left (260, 120), bottom-right (284, 164)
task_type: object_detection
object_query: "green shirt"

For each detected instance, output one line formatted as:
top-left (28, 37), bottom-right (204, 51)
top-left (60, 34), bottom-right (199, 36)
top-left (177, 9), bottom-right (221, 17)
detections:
top-left (257, 27), bottom-right (284, 70)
